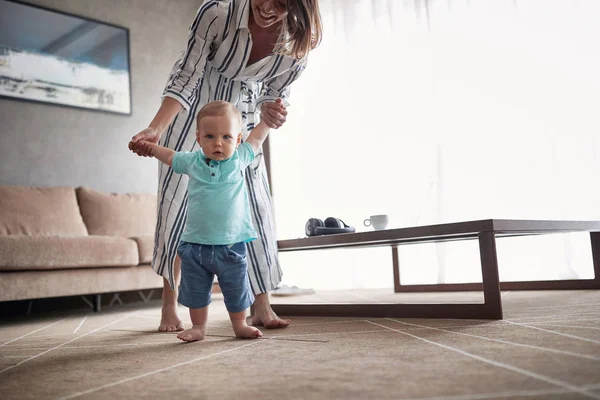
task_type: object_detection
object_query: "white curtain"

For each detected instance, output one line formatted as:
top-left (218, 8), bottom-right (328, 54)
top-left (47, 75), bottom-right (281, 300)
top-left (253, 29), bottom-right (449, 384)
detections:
top-left (270, 0), bottom-right (600, 291)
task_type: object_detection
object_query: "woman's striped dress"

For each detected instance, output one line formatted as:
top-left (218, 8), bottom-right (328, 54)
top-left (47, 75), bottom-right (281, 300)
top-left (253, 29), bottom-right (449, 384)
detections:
top-left (154, 0), bottom-right (307, 294)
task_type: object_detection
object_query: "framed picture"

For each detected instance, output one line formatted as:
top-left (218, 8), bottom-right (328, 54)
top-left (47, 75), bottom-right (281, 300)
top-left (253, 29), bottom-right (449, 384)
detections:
top-left (0, 0), bottom-right (131, 115)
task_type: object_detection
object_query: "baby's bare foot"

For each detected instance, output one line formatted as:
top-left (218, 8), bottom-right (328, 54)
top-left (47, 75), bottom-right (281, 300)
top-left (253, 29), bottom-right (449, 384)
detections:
top-left (176, 325), bottom-right (206, 342)
top-left (233, 323), bottom-right (263, 339)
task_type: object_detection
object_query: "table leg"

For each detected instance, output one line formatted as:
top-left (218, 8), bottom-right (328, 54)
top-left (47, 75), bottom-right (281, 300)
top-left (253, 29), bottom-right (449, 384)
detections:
top-left (478, 231), bottom-right (502, 319)
top-left (590, 232), bottom-right (600, 288)
top-left (392, 246), bottom-right (401, 293)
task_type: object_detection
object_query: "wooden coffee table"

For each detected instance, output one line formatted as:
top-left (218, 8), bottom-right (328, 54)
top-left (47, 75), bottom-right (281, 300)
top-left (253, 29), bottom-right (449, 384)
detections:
top-left (272, 219), bottom-right (600, 320)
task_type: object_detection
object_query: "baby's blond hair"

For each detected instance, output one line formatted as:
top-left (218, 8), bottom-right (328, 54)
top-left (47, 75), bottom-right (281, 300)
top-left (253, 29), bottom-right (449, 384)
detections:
top-left (196, 100), bottom-right (242, 130)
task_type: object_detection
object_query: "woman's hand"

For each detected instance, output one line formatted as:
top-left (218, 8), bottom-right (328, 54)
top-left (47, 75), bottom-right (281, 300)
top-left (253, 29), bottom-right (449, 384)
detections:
top-left (129, 128), bottom-right (160, 157)
top-left (260, 98), bottom-right (287, 129)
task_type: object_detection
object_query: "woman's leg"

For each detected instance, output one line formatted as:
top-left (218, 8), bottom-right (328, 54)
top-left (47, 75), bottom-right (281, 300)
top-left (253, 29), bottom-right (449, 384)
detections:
top-left (244, 149), bottom-right (290, 328)
top-left (159, 256), bottom-right (183, 332)
top-left (153, 105), bottom-right (197, 332)
top-left (250, 292), bottom-right (290, 328)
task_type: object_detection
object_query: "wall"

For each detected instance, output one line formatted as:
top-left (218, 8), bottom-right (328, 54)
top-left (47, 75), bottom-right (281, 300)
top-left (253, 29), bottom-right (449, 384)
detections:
top-left (0, 0), bottom-right (200, 194)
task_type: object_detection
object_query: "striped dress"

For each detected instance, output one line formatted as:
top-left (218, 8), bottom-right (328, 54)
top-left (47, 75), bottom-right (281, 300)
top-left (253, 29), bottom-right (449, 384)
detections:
top-left (154, 0), bottom-right (307, 294)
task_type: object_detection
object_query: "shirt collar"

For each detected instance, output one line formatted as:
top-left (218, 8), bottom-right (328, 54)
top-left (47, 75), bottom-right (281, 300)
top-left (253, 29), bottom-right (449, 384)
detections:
top-left (200, 152), bottom-right (236, 166)
top-left (238, 0), bottom-right (251, 30)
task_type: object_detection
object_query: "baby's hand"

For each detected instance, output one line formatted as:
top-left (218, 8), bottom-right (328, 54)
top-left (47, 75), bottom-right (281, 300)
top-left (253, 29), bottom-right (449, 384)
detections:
top-left (260, 98), bottom-right (287, 129)
top-left (129, 127), bottom-right (159, 157)
top-left (130, 140), bottom-right (155, 158)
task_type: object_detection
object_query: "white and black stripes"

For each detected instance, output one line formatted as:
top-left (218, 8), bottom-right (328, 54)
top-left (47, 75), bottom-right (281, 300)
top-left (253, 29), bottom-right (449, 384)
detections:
top-left (154, 0), bottom-right (309, 294)
top-left (165, 1), bottom-right (219, 110)
top-left (154, 100), bottom-right (202, 287)
top-left (222, 0), bottom-right (234, 41)
top-left (244, 162), bottom-right (275, 292)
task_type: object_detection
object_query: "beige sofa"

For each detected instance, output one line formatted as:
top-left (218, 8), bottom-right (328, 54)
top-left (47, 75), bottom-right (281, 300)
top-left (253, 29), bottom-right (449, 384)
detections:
top-left (0, 186), bottom-right (163, 309)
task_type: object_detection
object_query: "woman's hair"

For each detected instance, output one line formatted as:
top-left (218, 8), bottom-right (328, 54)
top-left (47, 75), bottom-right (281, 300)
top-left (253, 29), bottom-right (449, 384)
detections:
top-left (196, 100), bottom-right (242, 130)
top-left (281, 0), bottom-right (323, 59)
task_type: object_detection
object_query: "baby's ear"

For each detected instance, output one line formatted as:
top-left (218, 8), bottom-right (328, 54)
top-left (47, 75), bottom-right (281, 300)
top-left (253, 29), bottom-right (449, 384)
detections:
top-left (236, 133), bottom-right (242, 145)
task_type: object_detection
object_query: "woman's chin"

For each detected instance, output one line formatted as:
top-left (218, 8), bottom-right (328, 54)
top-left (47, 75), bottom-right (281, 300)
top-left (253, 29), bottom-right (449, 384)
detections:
top-left (256, 19), bottom-right (275, 28)
top-left (253, 10), bottom-right (277, 27)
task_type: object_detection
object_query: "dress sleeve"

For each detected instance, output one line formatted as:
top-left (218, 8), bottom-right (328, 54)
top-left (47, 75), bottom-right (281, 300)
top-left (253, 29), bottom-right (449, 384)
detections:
top-left (163, 0), bottom-right (220, 111)
top-left (255, 56), bottom-right (308, 109)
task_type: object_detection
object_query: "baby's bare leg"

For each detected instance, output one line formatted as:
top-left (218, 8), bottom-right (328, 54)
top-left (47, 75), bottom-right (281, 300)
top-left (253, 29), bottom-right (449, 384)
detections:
top-left (230, 309), bottom-right (262, 339)
top-left (177, 307), bottom-right (208, 342)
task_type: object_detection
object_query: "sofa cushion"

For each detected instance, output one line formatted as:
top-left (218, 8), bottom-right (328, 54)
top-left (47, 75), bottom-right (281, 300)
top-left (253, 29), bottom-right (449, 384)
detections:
top-left (0, 186), bottom-right (88, 236)
top-left (0, 236), bottom-right (139, 271)
top-left (76, 187), bottom-right (156, 237)
top-left (0, 266), bottom-right (163, 302)
top-left (131, 236), bottom-right (154, 264)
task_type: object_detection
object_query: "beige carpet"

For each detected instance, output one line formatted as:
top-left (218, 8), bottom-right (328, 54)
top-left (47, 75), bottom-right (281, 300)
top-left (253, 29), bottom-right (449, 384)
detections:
top-left (1, 290), bottom-right (599, 400)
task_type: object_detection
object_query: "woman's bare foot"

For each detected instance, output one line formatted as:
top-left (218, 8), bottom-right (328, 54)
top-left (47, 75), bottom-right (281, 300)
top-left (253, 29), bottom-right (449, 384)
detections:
top-left (177, 325), bottom-right (206, 342)
top-left (248, 293), bottom-right (290, 329)
top-left (248, 310), bottom-right (290, 329)
top-left (232, 322), bottom-right (263, 339)
top-left (159, 306), bottom-right (185, 332)
top-left (159, 274), bottom-right (184, 332)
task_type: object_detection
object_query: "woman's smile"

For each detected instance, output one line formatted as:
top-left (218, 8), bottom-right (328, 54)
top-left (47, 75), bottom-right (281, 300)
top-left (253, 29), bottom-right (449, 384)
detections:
top-left (258, 8), bottom-right (275, 22)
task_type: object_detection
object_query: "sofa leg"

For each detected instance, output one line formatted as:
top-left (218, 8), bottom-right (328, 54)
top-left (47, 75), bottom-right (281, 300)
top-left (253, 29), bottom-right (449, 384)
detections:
top-left (107, 293), bottom-right (123, 307)
top-left (93, 294), bottom-right (101, 312)
top-left (138, 289), bottom-right (155, 303)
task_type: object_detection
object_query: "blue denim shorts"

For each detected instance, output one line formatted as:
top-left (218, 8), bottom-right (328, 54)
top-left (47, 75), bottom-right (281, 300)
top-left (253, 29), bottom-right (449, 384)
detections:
top-left (177, 241), bottom-right (254, 313)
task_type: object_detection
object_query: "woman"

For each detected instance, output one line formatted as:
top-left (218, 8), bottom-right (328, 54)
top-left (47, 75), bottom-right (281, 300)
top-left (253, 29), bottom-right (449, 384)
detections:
top-left (129, 0), bottom-right (322, 331)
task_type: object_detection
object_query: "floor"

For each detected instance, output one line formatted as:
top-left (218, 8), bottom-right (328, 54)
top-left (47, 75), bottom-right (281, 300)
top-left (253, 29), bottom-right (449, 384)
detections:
top-left (1, 289), bottom-right (599, 400)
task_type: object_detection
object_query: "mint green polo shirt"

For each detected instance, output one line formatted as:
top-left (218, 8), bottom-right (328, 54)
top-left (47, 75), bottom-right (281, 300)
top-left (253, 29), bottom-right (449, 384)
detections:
top-left (172, 142), bottom-right (257, 245)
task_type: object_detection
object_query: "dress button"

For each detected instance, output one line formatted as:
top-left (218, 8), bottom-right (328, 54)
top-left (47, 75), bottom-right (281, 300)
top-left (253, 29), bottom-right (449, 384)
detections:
top-left (211, 173), bottom-right (215, 176)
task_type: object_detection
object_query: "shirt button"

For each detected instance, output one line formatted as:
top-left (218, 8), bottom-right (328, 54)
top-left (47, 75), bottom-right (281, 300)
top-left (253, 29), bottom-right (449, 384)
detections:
top-left (211, 173), bottom-right (215, 176)
top-left (211, 165), bottom-right (214, 167)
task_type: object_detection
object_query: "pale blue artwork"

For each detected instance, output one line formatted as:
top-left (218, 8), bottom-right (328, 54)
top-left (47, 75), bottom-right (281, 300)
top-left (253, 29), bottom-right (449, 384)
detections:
top-left (0, 0), bottom-right (131, 114)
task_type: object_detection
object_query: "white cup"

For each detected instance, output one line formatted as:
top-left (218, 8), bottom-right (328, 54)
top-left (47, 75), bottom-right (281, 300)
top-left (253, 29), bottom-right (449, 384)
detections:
top-left (363, 214), bottom-right (389, 230)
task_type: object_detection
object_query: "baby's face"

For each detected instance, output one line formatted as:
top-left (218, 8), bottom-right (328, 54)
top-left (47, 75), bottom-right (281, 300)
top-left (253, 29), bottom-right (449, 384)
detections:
top-left (196, 115), bottom-right (241, 161)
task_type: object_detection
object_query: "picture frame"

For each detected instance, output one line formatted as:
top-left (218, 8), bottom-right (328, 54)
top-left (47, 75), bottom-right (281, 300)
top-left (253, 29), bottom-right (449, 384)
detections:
top-left (0, 0), bottom-right (132, 115)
